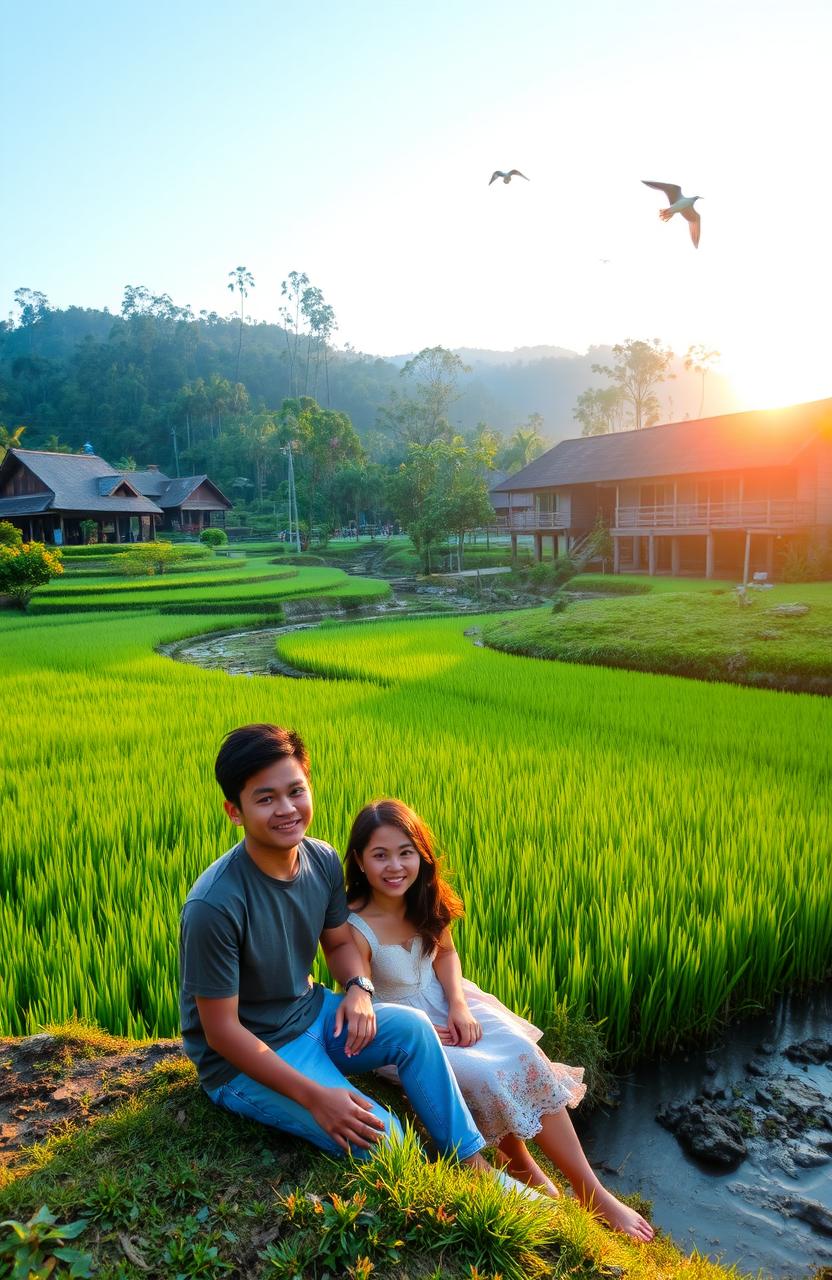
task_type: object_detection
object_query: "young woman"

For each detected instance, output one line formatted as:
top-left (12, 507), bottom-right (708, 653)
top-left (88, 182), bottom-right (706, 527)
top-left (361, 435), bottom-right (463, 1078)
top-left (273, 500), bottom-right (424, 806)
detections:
top-left (345, 799), bottom-right (655, 1243)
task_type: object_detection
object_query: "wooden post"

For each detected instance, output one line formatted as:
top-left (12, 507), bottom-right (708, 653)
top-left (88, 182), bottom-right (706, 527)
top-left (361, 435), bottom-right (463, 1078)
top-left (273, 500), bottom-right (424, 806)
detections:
top-left (766, 535), bottom-right (775, 579)
top-left (632, 534), bottom-right (641, 569)
top-left (534, 533), bottom-right (543, 563)
top-left (706, 532), bottom-right (715, 579)
top-left (613, 536), bottom-right (621, 575)
top-left (742, 531), bottom-right (752, 585)
top-left (648, 534), bottom-right (657, 576)
top-left (510, 533), bottom-right (518, 565)
top-left (671, 536), bottom-right (680, 577)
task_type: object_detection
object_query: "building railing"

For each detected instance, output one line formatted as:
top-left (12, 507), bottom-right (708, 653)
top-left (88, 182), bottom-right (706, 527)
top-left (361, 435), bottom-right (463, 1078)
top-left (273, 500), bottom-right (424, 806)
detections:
top-left (503, 510), bottom-right (566, 530)
top-left (614, 500), bottom-right (814, 530)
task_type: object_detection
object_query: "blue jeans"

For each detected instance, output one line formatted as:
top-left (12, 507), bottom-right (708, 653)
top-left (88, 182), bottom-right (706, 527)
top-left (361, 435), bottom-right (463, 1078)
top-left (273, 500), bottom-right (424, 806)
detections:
top-left (206, 988), bottom-right (484, 1160)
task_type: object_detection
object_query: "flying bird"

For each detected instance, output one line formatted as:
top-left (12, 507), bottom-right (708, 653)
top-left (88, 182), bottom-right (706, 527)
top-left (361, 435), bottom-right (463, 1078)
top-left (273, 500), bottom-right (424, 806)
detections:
top-left (489, 169), bottom-right (529, 185)
top-left (642, 181), bottom-right (702, 248)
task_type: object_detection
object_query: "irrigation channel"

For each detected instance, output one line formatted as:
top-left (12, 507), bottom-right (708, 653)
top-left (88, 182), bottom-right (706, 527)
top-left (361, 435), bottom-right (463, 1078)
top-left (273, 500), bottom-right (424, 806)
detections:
top-left (577, 987), bottom-right (832, 1278)
top-left (163, 600), bottom-right (832, 1279)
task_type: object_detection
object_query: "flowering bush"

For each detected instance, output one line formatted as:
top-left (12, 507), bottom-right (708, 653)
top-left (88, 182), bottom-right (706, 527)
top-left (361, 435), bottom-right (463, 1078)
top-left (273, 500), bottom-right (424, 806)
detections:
top-left (0, 541), bottom-right (63, 609)
top-left (0, 520), bottom-right (22, 548)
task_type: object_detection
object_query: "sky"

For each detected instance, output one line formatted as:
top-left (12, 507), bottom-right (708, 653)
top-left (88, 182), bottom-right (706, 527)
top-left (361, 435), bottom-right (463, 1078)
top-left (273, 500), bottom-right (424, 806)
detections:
top-left (3, 0), bottom-right (832, 412)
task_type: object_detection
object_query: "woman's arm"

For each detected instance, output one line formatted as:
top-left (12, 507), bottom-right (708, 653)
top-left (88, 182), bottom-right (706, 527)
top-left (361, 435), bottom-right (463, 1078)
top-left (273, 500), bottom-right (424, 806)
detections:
top-left (432, 929), bottom-right (482, 1048)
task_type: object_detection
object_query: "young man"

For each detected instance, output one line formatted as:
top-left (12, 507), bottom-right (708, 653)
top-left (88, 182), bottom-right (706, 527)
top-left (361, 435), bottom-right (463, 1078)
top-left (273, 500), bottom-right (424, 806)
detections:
top-left (180, 723), bottom-right (529, 1187)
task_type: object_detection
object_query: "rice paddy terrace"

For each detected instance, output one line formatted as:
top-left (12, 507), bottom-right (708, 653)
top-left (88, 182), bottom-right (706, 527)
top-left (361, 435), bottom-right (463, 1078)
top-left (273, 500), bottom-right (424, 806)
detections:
top-left (2, 546), bottom-right (829, 1064)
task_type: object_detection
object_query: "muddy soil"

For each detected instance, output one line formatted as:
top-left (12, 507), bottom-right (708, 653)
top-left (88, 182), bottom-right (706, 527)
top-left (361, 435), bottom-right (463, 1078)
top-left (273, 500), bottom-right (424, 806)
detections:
top-left (0, 1033), bottom-right (183, 1166)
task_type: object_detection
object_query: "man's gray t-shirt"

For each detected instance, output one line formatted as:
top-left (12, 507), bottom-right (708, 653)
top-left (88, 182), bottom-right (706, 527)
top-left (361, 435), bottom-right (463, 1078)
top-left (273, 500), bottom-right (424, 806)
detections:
top-left (179, 837), bottom-right (349, 1091)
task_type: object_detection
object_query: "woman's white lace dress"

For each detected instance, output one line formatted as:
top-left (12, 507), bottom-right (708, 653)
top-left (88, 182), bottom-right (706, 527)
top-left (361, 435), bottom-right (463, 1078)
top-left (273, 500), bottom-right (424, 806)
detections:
top-left (348, 913), bottom-right (586, 1144)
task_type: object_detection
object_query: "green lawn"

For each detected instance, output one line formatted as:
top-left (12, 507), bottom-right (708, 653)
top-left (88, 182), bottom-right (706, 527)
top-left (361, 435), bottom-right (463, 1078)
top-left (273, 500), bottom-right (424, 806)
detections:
top-left (480, 579), bottom-right (832, 694)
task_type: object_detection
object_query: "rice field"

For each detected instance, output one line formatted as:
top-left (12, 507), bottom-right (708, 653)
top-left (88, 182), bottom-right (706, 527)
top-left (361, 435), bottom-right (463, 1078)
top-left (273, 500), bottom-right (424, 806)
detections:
top-left (1, 593), bottom-right (830, 1060)
top-left (29, 563), bottom-right (390, 613)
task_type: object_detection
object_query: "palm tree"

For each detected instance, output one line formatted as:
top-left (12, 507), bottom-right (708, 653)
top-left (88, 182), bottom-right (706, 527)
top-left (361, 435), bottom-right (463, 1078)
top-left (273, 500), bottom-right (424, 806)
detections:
top-left (0, 423), bottom-right (26, 462)
top-left (227, 266), bottom-right (255, 390)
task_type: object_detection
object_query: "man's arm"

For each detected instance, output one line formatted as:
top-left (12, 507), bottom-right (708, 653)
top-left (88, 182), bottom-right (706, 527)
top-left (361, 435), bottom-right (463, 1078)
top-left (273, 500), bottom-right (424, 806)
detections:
top-left (196, 994), bottom-right (385, 1151)
top-left (320, 922), bottom-right (376, 1057)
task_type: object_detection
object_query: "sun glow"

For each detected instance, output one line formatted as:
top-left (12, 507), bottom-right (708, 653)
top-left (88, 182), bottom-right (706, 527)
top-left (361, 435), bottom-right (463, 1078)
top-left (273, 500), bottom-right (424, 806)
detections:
top-left (723, 338), bottom-right (832, 414)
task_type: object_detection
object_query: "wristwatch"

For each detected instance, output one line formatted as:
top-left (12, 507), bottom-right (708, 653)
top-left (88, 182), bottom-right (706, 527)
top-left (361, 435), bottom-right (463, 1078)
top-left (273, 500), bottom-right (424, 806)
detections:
top-left (344, 975), bottom-right (375, 996)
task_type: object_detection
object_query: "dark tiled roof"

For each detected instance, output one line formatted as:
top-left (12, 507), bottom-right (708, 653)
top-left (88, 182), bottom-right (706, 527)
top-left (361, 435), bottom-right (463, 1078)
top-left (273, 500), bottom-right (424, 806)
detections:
top-left (128, 471), bottom-right (231, 509)
top-left (0, 494), bottom-right (53, 516)
top-left (493, 397), bottom-right (832, 491)
top-left (157, 476), bottom-right (232, 509)
top-left (1, 450), bottom-right (163, 515)
top-left (158, 476), bottom-right (207, 507)
top-left (128, 470), bottom-right (171, 498)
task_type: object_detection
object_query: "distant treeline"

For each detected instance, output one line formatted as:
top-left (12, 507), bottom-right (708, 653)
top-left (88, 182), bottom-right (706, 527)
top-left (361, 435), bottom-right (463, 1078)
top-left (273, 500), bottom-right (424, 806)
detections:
top-left (0, 290), bottom-right (736, 482)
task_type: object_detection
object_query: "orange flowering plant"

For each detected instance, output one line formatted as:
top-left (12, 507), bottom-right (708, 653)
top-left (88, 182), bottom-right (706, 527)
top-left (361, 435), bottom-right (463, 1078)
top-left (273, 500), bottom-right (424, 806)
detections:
top-left (0, 540), bottom-right (63, 609)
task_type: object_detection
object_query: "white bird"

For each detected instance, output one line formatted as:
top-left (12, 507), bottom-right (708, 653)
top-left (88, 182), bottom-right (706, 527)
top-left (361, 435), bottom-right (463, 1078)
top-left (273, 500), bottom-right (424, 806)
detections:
top-left (489, 169), bottom-right (529, 185)
top-left (642, 181), bottom-right (702, 248)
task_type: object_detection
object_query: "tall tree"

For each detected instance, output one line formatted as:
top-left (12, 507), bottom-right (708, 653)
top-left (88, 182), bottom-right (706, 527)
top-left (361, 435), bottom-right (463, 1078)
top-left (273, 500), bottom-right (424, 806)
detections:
top-left (684, 343), bottom-right (721, 418)
top-left (591, 338), bottom-right (674, 431)
top-left (573, 386), bottom-right (627, 437)
top-left (13, 290), bottom-right (50, 351)
top-left (379, 346), bottom-right (471, 446)
top-left (278, 271), bottom-right (310, 398)
top-left (280, 397), bottom-right (364, 533)
top-left (389, 436), bottom-right (494, 571)
top-left (227, 266), bottom-right (255, 389)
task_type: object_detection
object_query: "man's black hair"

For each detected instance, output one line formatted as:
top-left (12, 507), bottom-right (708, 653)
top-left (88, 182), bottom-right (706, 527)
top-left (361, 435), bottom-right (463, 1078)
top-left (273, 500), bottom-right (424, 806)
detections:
top-left (215, 724), bottom-right (310, 805)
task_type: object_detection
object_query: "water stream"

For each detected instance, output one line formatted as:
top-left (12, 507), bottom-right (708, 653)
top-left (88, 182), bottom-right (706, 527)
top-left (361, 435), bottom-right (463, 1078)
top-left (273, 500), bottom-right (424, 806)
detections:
top-left (576, 988), bottom-right (832, 1277)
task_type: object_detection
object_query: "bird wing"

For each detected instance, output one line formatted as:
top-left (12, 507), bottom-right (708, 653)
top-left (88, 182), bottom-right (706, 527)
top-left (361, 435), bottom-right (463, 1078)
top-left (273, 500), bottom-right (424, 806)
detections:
top-left (642, 180), bottom-right (682, 204)
top-left (682, 206), bottom-right (701, 248)
top-left (508, 169), bottom-right (530, 180)
top-left (489, 171), bottom-right (504, 185)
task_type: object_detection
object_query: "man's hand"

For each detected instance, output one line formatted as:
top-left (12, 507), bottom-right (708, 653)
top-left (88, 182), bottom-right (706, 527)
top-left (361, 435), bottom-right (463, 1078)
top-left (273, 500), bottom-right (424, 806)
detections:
top-left (308, 1085), bottom-right (386, 1151)
top-left (334, 987), bottom-right (377, 1057)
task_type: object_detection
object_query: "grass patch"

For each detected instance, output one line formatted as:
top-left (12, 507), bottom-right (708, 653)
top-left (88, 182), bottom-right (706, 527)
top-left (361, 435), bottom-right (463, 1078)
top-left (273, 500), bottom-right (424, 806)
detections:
top-left (0, 1027), bottom-right (740, 1280)
top-left (479, 583), bottom-right (832, 694)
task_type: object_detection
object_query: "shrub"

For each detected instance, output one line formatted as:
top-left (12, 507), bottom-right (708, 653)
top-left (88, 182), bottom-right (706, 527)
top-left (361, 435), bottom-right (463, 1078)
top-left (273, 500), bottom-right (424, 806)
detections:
top-left (781, 535), bottom-right (832, 583)
top-left (527, 555), bottom-right (576, 593)
top-left (199, 528), bottom-right (229, 547)
top-left (0, 541), bottom-right (63, 609)
top-left (121, 542), bottom-right (179, 576)
top-left (120, 543), bottom-right (211, 576)
top-left (0, 521), bottom-right (22, 548)
top-left (79, 519), bottom-right (98, 545)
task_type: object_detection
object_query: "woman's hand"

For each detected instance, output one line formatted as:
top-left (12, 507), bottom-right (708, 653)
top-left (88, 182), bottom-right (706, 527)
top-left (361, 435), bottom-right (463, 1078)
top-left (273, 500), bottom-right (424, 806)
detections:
top-left (438, 1001), bottom-right (482, 1048)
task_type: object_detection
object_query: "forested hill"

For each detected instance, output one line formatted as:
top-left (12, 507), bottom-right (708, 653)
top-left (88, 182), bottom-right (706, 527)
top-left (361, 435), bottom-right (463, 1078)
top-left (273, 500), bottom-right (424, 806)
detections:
top-left (0, 301), bottom-right (737, 477)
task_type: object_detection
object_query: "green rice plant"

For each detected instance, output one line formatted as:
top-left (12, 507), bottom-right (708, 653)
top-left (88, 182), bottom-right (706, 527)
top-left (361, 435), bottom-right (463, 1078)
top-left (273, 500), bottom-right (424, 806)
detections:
top-left (29, 567), bottom-right (388, 613)
top-left (0, 600), bottom-right (829, 1062)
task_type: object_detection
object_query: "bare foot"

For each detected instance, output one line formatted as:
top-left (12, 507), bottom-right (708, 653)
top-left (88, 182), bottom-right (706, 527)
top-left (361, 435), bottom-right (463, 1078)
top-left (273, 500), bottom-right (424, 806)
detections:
top-left (517, 1168), bottom-right (560, 1198)
top-left (586, 1189), bottom-right (655, 1242)
top-left (502, 1158), bottom-right (560, 1198)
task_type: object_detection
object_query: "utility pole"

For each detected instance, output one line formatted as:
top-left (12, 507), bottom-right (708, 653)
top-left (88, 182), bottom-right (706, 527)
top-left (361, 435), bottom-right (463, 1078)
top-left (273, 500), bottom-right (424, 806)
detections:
top-left (171, 425), bottom-right (180, 478)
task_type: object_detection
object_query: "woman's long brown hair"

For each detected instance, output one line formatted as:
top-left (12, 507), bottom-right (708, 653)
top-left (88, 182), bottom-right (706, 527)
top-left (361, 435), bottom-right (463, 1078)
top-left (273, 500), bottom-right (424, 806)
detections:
top-left (344, 799), bottom-right (464, 950)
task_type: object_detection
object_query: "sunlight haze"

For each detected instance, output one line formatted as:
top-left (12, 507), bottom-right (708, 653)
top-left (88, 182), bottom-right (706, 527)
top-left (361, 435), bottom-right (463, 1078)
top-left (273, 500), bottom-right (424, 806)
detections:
top-left (3, 0), bottom-right (830, 413)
